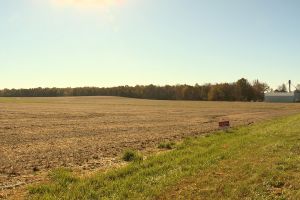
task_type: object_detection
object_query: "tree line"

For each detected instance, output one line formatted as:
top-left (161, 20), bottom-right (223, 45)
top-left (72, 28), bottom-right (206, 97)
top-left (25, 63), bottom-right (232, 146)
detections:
top-left (0, 78), bottom-right (270, 101)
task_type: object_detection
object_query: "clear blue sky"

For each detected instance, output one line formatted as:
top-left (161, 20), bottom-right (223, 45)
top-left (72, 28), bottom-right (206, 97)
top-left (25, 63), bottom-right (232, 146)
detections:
top-left (1, 0), bottom-right (300, 89)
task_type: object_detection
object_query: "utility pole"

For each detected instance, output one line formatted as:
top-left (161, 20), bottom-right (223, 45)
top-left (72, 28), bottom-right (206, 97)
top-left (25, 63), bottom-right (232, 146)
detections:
top-left (289, 80), bottom-right (292, 93)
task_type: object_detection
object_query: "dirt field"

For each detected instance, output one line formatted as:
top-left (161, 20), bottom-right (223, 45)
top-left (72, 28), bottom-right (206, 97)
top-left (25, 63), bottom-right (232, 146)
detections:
top-left (1, 96), bottom-right (300, 198)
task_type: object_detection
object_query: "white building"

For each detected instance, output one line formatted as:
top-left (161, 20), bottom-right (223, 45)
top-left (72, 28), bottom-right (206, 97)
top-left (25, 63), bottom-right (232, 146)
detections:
top-left (265, 92), bottom-right (300, 103)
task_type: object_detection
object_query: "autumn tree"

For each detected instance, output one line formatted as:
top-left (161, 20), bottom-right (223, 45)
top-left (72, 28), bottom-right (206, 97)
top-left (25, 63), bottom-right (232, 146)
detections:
top-left (275, 84), bottom-right (288, 93)
top-left (0, 78), bottom-right (272, 102)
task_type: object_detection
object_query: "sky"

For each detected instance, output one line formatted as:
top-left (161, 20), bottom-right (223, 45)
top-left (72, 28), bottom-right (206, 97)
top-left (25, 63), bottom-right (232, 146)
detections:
top-left (1, 0), bottom-right (300, 89)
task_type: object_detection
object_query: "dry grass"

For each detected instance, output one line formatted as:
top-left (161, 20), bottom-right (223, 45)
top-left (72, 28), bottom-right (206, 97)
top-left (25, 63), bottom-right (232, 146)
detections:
top-left (1, 96), bottom-right (300, 198)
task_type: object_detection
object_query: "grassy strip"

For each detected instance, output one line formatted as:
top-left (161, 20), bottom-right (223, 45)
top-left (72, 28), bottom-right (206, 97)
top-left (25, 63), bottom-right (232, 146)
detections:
top-left (28, 115), bottom-right (300, 200)
top-left (161, 117), bottom-right (300, 199)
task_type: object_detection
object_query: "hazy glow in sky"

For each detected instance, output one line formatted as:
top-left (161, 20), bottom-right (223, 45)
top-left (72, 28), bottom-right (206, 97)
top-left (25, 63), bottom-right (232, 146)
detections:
top-left (1, 0), bottom-right (300, 89)
top-left (51, 0), bottom-right (124, 8)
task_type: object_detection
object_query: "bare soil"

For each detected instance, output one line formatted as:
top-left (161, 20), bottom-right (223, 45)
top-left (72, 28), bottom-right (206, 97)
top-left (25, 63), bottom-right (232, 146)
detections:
top-left (1, 96), bottom-right (300, 199)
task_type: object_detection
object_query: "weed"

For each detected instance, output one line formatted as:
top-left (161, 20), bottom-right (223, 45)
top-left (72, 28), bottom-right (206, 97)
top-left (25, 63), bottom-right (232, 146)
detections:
top-left (122, 150), bottom-right (143, 162)
top-left (158, 141), bottom-right (176, 150)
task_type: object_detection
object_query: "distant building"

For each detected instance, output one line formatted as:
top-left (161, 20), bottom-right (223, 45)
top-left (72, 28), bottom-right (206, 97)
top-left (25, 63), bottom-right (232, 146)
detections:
top-left (295, 92), bottom-right (300, 102)
top-left (265, 91), bottom-right (300, 103)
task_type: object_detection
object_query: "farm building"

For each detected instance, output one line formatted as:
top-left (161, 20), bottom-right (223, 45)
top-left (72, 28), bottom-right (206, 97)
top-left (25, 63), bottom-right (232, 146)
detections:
top-left (295, 92), bottom-right (300, 102)
top-left (265, 91), bottom-right (300, 103)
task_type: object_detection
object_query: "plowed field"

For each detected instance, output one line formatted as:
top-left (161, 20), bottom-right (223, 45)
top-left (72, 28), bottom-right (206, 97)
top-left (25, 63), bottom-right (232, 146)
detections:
top-left (1, 97), bottom-right (300, 198)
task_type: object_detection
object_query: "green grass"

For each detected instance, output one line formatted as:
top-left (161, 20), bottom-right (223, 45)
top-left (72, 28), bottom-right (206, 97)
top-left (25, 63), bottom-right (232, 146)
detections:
top-left (158, 141), bottom-right (176, 150)
top-left (28, 115), bottom-right (300, 200)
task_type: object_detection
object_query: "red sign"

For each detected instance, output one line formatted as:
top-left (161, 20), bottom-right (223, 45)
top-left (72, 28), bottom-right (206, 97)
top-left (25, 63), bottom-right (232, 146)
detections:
top-left (219, 121), bottom-right (230, 128)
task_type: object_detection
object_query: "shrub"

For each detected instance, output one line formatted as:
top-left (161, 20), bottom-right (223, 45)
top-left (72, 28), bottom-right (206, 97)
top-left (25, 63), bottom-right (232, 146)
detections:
top-left (122, 150), bottom-right (143, 162)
